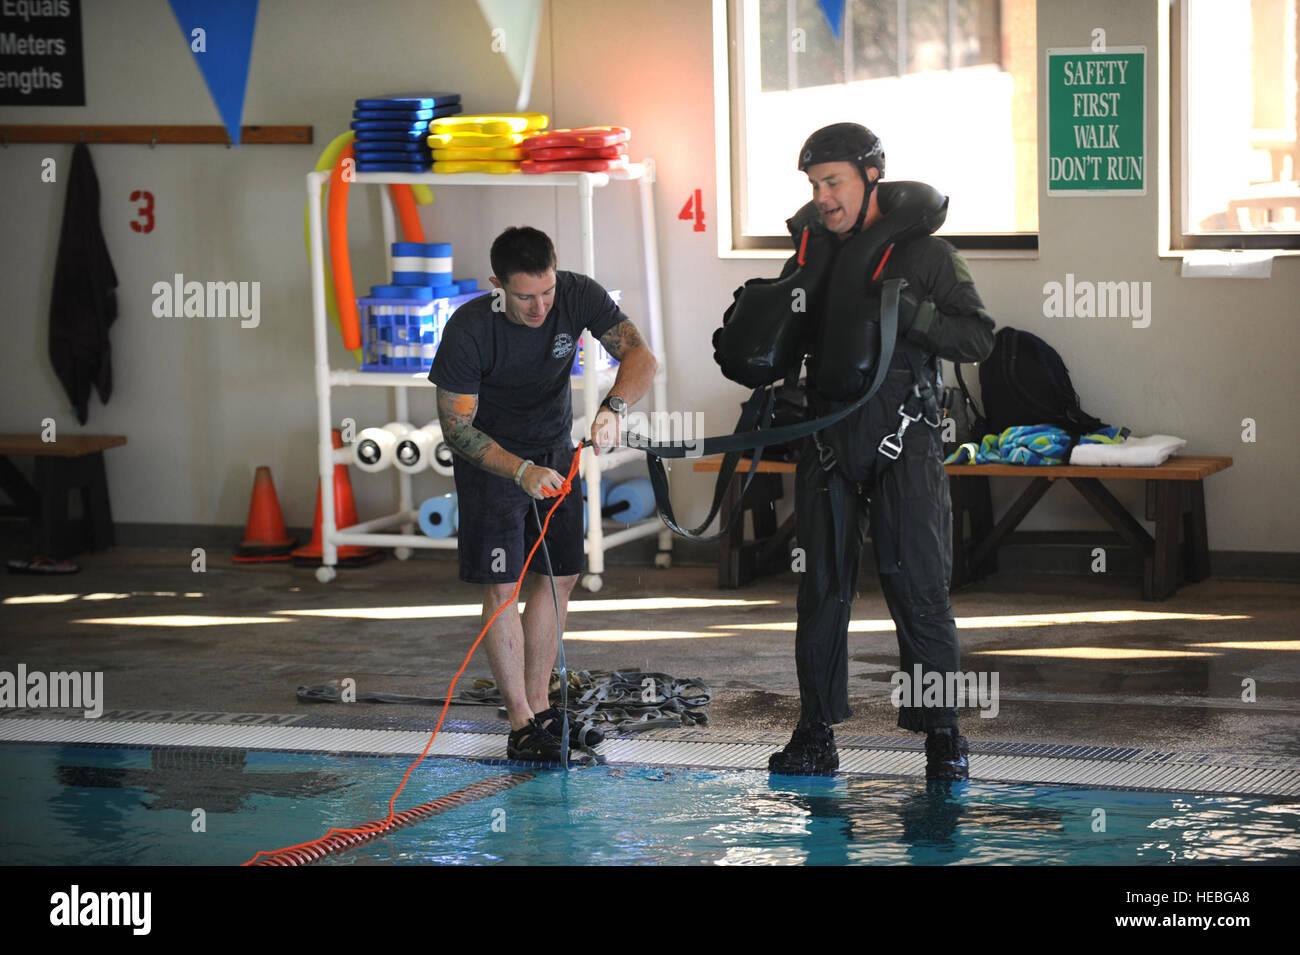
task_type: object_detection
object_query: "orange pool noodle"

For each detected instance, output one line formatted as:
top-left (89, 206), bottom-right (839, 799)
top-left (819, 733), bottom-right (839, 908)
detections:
top-left (328, 143), bottom-right (362, 351)
top-left (388, 183), bottom-right (426, 242)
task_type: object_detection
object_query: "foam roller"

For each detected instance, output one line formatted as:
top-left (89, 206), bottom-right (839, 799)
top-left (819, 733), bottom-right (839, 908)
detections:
top-left (581, 482), bottom-right (634, 532)
top-left (417, 493), bottom-right (458, 538)
top-left (354, 422), bottom-right (412, 473)
top-left (394, 422), bottom-right (441, 474)
top-left (605, 478), bottom-right (655, 524)
top-left (430, 431), bottom-right (455, 476)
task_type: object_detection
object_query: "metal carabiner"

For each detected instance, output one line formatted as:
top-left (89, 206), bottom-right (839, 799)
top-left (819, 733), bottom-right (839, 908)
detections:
top-left (898, 400), bottom-right (923, 424)
top-left (815, 434), bottom-right (837, 471)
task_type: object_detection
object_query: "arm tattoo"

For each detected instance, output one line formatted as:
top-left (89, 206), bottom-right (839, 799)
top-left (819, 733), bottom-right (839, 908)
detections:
top-left (598, 319), bottom-right (647, 362)
top-left (435, 387), bottom-right (496, 466)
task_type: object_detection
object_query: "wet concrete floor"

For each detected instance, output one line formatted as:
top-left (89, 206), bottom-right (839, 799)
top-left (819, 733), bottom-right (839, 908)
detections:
top-left (3, 547), bottom-right (1295, 758)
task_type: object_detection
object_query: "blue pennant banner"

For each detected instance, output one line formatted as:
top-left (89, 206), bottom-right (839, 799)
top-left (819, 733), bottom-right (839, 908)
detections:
top-left (168, 0), bottom-right (258, 145)
top-left (817, 0), bottom-right (844, 40)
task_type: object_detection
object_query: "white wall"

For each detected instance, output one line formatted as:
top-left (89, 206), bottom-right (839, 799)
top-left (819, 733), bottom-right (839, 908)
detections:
top-left (0, 0), bottom-right (1296, 554)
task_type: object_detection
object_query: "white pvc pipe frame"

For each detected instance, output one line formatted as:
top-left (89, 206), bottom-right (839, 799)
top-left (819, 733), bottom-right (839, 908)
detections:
top-left (305, 164), bottom-right (672, 574)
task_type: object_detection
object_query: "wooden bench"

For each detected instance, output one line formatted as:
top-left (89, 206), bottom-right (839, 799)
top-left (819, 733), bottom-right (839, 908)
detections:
top-left (0, 434), bottom-right (127, 558)
top-left (692, 454), bottom-right (1232, 601)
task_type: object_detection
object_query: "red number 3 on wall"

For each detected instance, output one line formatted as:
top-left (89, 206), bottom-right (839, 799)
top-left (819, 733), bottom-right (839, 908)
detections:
top-left (129, 190), bottom-right (155, 233)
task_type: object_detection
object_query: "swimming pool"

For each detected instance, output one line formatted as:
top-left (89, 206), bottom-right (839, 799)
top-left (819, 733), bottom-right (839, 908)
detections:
top-left (1, 743), bottom-right (1296, 866)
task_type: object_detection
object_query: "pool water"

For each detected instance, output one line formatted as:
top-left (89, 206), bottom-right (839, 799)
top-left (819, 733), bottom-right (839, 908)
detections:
top-left (1, 744), bottom-right (1297, 865)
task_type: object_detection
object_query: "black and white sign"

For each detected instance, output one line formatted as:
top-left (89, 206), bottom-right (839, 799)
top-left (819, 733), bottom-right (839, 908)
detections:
top-left (0, 0), bottom-right (84, 106)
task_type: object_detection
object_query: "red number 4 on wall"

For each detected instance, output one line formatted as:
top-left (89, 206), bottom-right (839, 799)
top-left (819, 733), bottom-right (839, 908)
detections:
top-left (130, 190), bottom-right (155, 233)
top-left (678, 189), bottom-right (705, 232)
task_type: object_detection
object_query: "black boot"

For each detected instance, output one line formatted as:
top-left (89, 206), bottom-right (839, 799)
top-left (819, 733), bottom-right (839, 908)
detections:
top-left (768, 722), bottom-right (839, 775)
top-left (925, 727), bottom-right (969, 781)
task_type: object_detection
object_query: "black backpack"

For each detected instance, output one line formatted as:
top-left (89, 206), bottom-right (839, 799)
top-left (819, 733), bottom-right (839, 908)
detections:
top-left (955, 327), bottom-right (1107, 439)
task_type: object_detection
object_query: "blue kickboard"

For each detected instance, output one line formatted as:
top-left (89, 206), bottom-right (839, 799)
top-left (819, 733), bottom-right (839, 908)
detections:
top-left (351, 119), bottom-right (433, 132)
top-left (354, 128), bottom-right (430, 142)
top-left (355, 161), bottom-right (432, 173)
top-left (352, 104), bottom-right (461, 121)
top-left (354, 141), bottom-right (431, 154)
top-left (356, 139), bottom-right (431, 152)
top-left (352, 103), bottom-right (462, 122)
top-left (354, 108), bottom-right (438, 121)
top-left (353, 151), bottom-right (433, 163)
top-left (355, 93), bottom-right (462, 110)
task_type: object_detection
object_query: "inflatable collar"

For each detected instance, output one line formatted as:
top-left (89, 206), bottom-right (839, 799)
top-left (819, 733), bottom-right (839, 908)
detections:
top-left (713, 180), bottom-right (948, 393)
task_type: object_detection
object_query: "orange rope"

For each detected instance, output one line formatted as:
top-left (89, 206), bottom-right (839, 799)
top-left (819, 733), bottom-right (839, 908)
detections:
top-left (242, 445), bottom-right (584, 866)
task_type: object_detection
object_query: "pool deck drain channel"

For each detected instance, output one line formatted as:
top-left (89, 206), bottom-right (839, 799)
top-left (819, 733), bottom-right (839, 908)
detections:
top-left (2, 714), bottom-right (1298, 797)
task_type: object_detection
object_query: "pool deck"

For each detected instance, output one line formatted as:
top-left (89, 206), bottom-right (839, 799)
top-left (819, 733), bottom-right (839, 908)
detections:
top-left (2, 548), bottom-right (1298, 785)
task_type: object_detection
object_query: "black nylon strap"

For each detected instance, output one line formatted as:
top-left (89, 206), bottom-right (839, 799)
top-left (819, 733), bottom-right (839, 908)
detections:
top-left (633, 279), bottom-right (903, 543)
top-left (953, 360), bottom-right (984, 425)
top-left (641, 387), bottom-right (772, 542)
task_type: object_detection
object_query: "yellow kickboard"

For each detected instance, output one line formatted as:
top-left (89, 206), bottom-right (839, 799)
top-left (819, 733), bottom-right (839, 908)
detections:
top-left (432, 160), bottom-right (522, 174)
top-left (432, 147), bottom-right (526, 161)
top-left (428, 132), bottom-right (525, 149)
top-left (429, 112), bottom-right (549, 135)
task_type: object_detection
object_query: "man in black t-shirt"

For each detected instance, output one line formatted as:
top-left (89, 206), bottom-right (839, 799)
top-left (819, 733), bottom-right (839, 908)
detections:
top-left (431, 226), bottom-right (658, 762)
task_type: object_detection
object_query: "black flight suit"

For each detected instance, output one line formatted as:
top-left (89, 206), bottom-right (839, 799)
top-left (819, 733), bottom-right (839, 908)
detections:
top-left (779, 201), bottom-right (996, 732)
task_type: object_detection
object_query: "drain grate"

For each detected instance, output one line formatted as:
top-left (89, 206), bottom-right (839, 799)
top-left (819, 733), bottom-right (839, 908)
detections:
top-left (2, 716), bottom-right (1297, 797)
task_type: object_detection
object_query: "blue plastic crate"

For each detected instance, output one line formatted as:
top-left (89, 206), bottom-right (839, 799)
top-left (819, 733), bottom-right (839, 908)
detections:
top-left (357, 290), bottom-right (484, 372)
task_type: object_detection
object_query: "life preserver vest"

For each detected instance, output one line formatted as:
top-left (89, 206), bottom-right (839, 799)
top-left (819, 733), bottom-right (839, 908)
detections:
top-left (711, 226), bottom-right (838, 388)
top-left (713, 180), bottom-right (948, 394)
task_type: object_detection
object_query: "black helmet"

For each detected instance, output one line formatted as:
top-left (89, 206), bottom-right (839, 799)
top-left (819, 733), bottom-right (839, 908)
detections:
top-left (797, 123), bottom-right (885, 179)
top-left (798, 123), bottom-right (884, 235)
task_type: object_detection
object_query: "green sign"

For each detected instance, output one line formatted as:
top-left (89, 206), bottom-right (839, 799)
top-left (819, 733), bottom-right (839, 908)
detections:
top-left (1047, 46), bottom-right (1146, 195)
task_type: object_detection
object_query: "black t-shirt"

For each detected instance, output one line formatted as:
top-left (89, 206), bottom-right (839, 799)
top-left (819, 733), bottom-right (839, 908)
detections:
top-left (429, 270), bottom-right (627, 456)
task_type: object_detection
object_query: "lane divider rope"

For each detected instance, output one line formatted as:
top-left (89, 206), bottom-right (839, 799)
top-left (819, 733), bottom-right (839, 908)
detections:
top-left (248, 773), bottom-right (536, 866)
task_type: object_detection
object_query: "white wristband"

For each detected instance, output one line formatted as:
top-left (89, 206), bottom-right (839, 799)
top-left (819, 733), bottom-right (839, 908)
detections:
top-left (513, 459), bottom-right (534, 486)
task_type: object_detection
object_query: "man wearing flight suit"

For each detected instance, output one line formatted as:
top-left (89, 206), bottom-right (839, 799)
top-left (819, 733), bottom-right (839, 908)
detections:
top-left (766, 123), bottom-right (996, 779)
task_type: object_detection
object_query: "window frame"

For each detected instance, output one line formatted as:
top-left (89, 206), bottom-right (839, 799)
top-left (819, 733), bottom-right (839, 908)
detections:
top-left (1164, 0), bottom-right (1300, 253)
top-left (713, 0), bottom-right (1039, 260)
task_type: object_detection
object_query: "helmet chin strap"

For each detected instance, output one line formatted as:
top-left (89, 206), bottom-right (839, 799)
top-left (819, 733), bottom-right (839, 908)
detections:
top-left (848, 167), bottom-right (878, 236)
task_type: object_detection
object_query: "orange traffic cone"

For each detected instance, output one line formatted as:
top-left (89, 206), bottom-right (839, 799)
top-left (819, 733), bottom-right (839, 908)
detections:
top-left (292, 429), bottom-right (383, 568)
top-left (233, 466), bottom-right (297, 562)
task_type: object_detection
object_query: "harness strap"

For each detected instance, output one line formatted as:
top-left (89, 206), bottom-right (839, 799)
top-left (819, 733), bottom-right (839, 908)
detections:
top-left (640, 387), bottom-right (773, 543)
top-left (878, 348), bottom-right (942, 461)
top-left (869, 349), bottom-right (942, 573)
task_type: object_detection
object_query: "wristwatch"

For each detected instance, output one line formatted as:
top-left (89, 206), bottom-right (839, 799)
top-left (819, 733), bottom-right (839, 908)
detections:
top-left (600, 394), bottom-right (626, 415)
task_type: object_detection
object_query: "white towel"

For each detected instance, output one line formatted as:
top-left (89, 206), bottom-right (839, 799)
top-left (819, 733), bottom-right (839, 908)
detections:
top-left (1069, 434), bottom-right (1187, 467)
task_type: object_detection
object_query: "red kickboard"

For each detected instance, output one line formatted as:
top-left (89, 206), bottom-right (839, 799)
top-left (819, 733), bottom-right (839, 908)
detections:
top-left (528, 144), bottom-right (627, 161)
top-left (522, 126), bottom-right (630, 149)
top-left (521, 157), bottom-right (629, 174)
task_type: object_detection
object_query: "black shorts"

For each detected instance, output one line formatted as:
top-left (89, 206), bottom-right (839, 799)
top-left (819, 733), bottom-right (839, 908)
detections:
top-left (452, 443), bottom-right (585, 584)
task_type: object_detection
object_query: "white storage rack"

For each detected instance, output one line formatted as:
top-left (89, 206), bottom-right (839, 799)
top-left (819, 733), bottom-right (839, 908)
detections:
top-left (305, 162), bottom-right (673, 589)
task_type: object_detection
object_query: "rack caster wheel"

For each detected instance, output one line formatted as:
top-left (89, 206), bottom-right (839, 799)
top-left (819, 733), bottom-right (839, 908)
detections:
top-left (394, 547), bottom-right (413, 561)
top-left (581, 574), bottom-right (603, 593)
top-left (315, 565), bottom-right (337, 584)
top-left (654, 551), bottom-right (672, 569)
